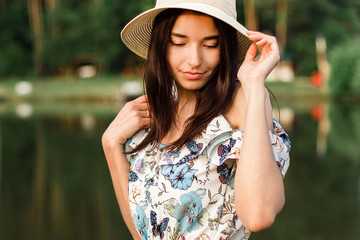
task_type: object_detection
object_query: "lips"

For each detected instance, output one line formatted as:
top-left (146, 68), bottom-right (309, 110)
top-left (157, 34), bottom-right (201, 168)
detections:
top-left (182, 71), bottom-right (205, 80)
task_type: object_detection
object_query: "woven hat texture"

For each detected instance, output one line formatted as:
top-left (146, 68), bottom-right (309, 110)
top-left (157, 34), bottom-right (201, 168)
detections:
top-left (121, 0), bottom-right (253, 63)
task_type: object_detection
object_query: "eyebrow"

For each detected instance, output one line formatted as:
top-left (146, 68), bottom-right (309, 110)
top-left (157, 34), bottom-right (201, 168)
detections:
top-left (171, 32), bottom-right (219, 40)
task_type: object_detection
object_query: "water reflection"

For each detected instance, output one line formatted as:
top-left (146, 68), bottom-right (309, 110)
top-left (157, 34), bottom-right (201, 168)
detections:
top-left (0, 101), bottom-right (359, 240)
top-left (254, 100), bottom-right (360, 240)
top-left (0, 105), bottom-right (132, 240)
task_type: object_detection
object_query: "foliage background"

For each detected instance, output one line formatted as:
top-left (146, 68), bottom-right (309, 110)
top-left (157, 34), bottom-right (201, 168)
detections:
top-left (1, 1), bottom-right (360, 239)
top-left (1, 0), bottom-right (359, 78)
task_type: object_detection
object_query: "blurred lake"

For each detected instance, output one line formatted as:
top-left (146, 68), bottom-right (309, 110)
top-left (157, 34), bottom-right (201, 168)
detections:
top-left (0, 99), bottom-right (359, 240)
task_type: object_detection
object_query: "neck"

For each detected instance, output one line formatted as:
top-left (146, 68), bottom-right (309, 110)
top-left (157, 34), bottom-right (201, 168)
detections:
top-left (176, 88), bottom-right (198, 120)
top-left (160, 88), bottom-right (197, 145)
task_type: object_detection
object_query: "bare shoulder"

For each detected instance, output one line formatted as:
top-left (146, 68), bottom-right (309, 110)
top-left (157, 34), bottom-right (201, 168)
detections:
top-left (224, 84), bottom-right (274, 131)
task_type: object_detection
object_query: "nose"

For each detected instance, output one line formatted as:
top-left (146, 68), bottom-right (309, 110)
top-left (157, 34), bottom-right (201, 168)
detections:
top-left (187, 44), bottom-right (202, 68)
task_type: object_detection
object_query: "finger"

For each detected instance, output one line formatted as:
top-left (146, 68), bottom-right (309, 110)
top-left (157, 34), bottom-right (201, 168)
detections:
top-left (249, 35), bottom-right (272, 46)
top-left (248, 34), bottom-right (264, 41)
top-left (247, 30), bottom-right (260, 34)
top-left (141, 118), bottom-right (152, 129)
top-left (244, 43), bottom-right (258, 62)
top-left (248, 31), bottom-right (277, 43)
top-left (144, 109), bottom-right (151, 118)
top-left (137, 108), bottom-right (152, 118)
top-left (255, 39), bottom-right (268, 46)
top-left (259, 38), bottom-right (279, 56)
top-left (247, 32), bottom-right (266, 41)
top-left (248, 35), bottom-right (279, 58)
top-left (247, 30), bottom-right (259, 35)
top-left (133, 95), bottom-right (148, 103)
top-left (247, 30), bottom-right (272, 38)
top-left (138, 102), bottom-right (151, 111)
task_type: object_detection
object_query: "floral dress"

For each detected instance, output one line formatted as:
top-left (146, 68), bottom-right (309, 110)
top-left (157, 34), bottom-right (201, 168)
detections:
top-left (125, 115), bottom-right (291, 240)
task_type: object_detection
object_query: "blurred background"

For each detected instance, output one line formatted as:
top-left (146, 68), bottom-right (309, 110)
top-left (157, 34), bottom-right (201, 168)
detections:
top-left (1, 0), bottom-right (360, 239)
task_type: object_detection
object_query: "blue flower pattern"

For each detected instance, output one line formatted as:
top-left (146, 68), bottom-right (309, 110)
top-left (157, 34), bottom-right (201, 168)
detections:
top-left (132, 201), bottom-right (149, 239)
top-left (162, 163), bottom-right (198, 190)
top-left (174, 190), bottom-right (206, 236)
top-left (126, 115), bottom-right (291, 239)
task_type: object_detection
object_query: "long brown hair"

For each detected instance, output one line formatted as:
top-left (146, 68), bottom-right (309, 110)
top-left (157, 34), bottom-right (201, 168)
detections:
top-left (132, 9), bottom-right (239, 152)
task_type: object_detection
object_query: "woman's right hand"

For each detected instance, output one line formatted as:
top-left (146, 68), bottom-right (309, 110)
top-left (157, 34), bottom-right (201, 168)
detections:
top-left (102, 95), bottom-right (151, 148)
top-left (102, 95), bottom-right (149, 240)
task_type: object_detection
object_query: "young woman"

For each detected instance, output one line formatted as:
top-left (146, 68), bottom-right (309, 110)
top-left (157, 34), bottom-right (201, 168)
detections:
top-left (102, 1), bottom-right (291, 239)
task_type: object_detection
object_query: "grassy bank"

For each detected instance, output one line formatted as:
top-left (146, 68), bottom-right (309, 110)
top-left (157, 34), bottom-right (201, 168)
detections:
top-left (0, 75), bottom-right (141, 103)
top-left (0, 76), bottom-right (324, 103)
top-left (266, 77), bottom-right (327, 101)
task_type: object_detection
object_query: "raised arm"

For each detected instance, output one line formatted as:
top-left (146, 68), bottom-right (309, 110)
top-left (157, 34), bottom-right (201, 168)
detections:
top-left (102, 95), bottom-right (151, 240)
top-left (232, 31), bottom-right (285, 232)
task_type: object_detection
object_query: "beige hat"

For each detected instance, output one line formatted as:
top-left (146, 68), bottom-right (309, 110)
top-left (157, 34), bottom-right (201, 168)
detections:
top-left (121, 0), bottom-right (253, 63)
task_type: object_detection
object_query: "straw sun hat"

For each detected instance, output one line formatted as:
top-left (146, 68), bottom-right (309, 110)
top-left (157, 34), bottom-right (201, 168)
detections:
top-left (121, 0), bottom-right (254, 63)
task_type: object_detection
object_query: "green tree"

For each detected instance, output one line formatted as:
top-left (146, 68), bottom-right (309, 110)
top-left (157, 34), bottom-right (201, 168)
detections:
top-left (40, 0), bottom-right (154, 76)
top-left (284, 0), bottom-right (360, 75)
top-left (0, 1), bottom-right (32, 76)
top-left (253, 0), bottom-right (360, 75)
top-left (328, 39), bottom-right (360, 95)
top-left (1, 0), bottom-right (360, 77)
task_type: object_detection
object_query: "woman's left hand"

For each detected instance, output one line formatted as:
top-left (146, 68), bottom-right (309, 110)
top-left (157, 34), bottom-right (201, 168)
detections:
top-left (237, 31), bottom-right (280, 88)
top-left (233, 33), bottom-right (286, 232)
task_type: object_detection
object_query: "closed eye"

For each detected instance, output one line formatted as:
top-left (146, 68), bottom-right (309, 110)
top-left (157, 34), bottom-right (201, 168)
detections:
top-left (203, 37), bottom-right (219, 48)
top-left (169, 40), bottom-right (185, 46)
top-left (204, 42), bottom-right (219, 48)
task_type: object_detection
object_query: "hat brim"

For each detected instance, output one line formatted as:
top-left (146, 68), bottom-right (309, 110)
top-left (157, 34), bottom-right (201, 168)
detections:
top-left (121, 2), bottom-right (254, 63)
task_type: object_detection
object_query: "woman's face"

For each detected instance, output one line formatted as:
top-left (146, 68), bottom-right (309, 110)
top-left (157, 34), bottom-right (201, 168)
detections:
top-left (167, 12), bottom-right (220, 93)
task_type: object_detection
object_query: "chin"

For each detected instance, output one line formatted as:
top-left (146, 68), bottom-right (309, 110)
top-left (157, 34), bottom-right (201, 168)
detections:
top-left (177, 81), bottom-right (208, 92)
top-left (180, 85), bottom-right (204, 92)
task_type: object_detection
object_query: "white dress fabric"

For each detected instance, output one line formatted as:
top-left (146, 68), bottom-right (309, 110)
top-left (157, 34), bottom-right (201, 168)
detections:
top-left (125, 115), bottom-right (291, 240)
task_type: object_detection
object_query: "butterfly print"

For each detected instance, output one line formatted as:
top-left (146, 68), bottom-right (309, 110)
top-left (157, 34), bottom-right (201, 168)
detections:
top-left (150, 210), bottom-right (170, 239)
top-left (177, 141), bottom-right (204, 164)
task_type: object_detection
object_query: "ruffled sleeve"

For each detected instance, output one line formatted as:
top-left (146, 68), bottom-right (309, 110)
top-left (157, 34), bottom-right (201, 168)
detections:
top-left (203, 115), bottom-right (291, 177)
top-left (270, 119), bottom-right (291, 177)
top-left (202, 115), bottom-right (244, 166)
top-left (124, 129), bottom-right (149, 165)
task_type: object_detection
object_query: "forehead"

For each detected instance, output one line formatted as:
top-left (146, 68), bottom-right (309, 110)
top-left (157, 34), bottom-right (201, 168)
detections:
top-left (171, 11), bottom-right (219, 36)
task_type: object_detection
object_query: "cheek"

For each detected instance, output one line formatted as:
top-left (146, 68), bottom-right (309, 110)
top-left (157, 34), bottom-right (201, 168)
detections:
top-left (166, 49), bottom-right (180, 80)
top-left (209, 51), bottom-right (220, 69)
top-left (167, 48), bottom-right (179, 70)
